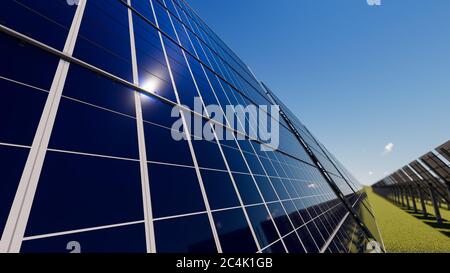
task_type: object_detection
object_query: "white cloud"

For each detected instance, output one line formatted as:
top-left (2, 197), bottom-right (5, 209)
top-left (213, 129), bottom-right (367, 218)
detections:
top-left (368, 171), bottom-right (374, 176)
top-left (382, 142), bottom-right (394, 155)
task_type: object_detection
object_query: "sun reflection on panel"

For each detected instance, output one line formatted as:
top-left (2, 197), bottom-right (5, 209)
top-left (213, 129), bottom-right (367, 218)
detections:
top-left (141, 78), bottom-right (160, 94)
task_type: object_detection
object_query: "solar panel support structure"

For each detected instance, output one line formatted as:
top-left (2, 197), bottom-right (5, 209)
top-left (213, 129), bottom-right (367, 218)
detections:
top-left (429, 186), bottom-right (443, 224)
top-left (409, 185), bottom-right (418, 213)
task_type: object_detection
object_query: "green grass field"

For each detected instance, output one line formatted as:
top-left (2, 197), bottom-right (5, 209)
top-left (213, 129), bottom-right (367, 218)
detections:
top-left (366, 188), bottom-right (450, 253)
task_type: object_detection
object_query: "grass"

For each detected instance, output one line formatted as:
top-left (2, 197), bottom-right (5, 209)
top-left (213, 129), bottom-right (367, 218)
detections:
top-left (366, 187), bottom-right (450, 253)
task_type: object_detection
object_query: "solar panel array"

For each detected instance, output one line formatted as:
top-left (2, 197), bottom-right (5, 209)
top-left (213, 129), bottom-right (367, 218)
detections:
top-left (0, 0), bottom-right (382, 253)
top-left (373, 140), bottom-right (450, 224)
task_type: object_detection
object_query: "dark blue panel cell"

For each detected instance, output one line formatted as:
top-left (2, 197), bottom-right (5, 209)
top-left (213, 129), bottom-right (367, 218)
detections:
top-left (183, 22), bottom-right (209, 63)
top-left (307, 222), bottom-right (325, 249)
top-left (324, 213), bottom-right (338, 231)
top-left (294, 199), bottom-right (312, 222)
top-left (192, 139), bottom-right (226, 170)
top-left (282, 200), bottom-right (304, 228)
top-left (233, 173), bottom-right (262, 205)
top-left (201, 169), bottom-right (240, 210)
top-left (213, 209), bottom-right (258, 253)
top-left (267, 202), bottom-right (293, 236)
top-left (189, 64), bottom-right (220, 107)
top-left (63, 64), bottom-right (136, 117)
top-left (264, 150), bottom-right (277, 161)
top-left (204, 69), bottom-right (230, 105)
top-left (261, 240), bottom-right (286, 253)
top-left (154, 2), bottom-right (178, 41)
top-left (292, 198), bottom-right (309, 218)
top-left (0, 79), bottom-right (47, 145)
top-left (0, 0), bottom-right (76, 50)
top-left (327, 241), bottom-right (340, 253)
top-left (292, 181), bottom-right (306, 198)
top-left (148, 163), bottom-right (205, 218)
top-left (154, 214), bottom-right (217, 253)
top-left (74, 1), bottom-right (132, 81)
top-left (304, 198), bottom-right (319, 218)
top-left (245, 205), bottom-right (279, 248)
top-left (189, 70), bottom-right (214, 104)
top-left (0, 33), bottom-right (59, 90)
top-left (144, 122), bottom-right (193, 165)
top-left (272, 161), bottom-right (287, 178)
top-left (25, 151), bottom-right (144, 236)
top-left (131, 0), bottom-right (156, 24)
top-left (165, 40), bottom-right (199, 109)
top-left (243, 152), bottom-right (266, 175)
top-left (270, 178), bottom-right (290, 200)
top-left (283, 165), bottom-right (296, 180)
top-left (316, 216), bottom-right (331, 240)
top-left (254, 176), bottom-right (278, 202)
top-left (133, 14), bottom-right (177, 102)
top-left (21, 223), bottom-right (147, 253)
top-left (281, 179), bottom-right (298, 198)
top-left (236, 140), bottom-right (255, 154)
top-left (283, 232), bottom-right (306, 253)
top-left (221, 146), bottom-right (249, 173)
top-left (0, 145), bottom-right (29, 235)
top-left (140, 94), bottom-right (179, 128)
top-left (164, 0), bottom-right (180, 16)
top-left (259, 158), bottom-right (278, 177)
top-left (49, 98), bottom-right (139, 159)
top-left (297, 227), bottom-right (319, 253)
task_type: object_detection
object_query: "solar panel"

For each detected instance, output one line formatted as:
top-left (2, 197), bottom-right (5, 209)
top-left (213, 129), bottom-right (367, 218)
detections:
top-left (373, 141), bottom-right (450, 217)
top-left (0, 0), bottom-right (382, 253)
top-left (421, 152), bottom-right (450, 181)
top-left (437, 140), bottom-right (450, 162)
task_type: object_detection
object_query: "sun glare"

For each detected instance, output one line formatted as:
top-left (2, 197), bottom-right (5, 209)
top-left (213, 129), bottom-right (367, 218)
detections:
top-left (141, 78), bottom-right (160, 95)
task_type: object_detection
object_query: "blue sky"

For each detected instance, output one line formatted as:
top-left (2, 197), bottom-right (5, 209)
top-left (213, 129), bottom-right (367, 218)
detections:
top-left (188, 0), bottom-right (450, 185)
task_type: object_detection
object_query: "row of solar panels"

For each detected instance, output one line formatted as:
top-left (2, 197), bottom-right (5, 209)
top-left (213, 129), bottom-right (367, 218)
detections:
top-left (0, 0), bottom-right (385, 253)
top-left (372, 141), bottom-right (450, 223)
top-left (260, 82), bottom-right (384, 248)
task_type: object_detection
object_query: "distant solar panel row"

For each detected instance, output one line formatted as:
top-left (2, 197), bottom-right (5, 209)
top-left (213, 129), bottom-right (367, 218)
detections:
top-left (0, 0), bottom-right (381, 253)
top-left (373, 140), bottom-right (450, 224)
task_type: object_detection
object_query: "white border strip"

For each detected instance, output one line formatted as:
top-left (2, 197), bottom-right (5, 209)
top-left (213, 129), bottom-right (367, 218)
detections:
top-left (0, 0), bottom-right (87, 253)
top-left (128, 0), bottom-right (156, 253)
top-left (23, 220), bottom-right (145, 241)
